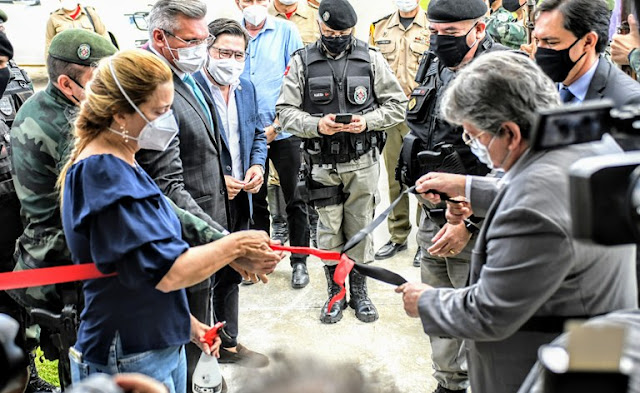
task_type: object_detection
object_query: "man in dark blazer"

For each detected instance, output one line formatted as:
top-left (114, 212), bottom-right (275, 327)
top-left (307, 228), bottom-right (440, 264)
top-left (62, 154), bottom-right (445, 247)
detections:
top-left (136, 0), bottom-right (244, 387)
top-left (534, 0), bottom-right (640, 107)
top-left (398, 52), bottom-right (638, 393)
top-left (195, 18), bottom-right (269, 368)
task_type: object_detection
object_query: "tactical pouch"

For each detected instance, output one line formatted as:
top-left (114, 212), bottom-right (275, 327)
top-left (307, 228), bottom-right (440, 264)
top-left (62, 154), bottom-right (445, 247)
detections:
top-left (406, 78), bottom-right (436, 123)
top-left (308, 76), bottom-right (334, 105)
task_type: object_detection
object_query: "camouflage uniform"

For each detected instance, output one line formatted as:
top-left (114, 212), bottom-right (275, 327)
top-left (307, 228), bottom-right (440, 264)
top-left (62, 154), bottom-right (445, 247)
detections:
top-left (486, 7), bottom-right (526, 50)
top-left (630, 48), bottom-right (640, 76)
top-left (9, 84), bottom-right (76, 311)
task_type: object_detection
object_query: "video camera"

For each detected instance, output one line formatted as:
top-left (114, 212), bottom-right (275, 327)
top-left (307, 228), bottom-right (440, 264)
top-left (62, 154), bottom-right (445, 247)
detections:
top-left (530, 99), bottom-right (640, 245)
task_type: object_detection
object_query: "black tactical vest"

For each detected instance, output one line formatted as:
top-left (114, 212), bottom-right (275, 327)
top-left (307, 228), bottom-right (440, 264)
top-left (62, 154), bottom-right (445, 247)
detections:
top-left (300, 40), bottom-right (384, 164)
top-left (1, 60), bottom-right (34, 128)
top-left (401, 37), bottom-right (507, 181)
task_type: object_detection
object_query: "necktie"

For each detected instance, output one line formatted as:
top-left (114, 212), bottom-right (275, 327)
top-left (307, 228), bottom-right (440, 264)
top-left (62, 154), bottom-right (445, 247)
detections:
top-left (182, 74), bottom-right (213, 129)
top-left (559, 86), bottom-right (575, 103)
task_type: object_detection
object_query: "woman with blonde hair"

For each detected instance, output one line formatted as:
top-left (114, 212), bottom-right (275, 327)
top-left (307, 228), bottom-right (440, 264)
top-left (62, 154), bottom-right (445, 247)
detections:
top-left (58, 49), bottom-right (280, 391)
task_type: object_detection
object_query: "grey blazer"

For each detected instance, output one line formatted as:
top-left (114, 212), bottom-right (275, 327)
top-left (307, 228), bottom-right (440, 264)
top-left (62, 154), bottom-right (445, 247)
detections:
top-left (585, 57), bottom-right (640, 107)
top-left (418, 138), bottom-right (638, 393)
top-left (137, 72), bottom-right (229, 235)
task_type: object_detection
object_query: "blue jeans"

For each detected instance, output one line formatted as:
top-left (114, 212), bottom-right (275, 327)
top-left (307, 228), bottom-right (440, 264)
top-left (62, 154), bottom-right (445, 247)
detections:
top-left (69, 334), bottom-right (186, 393)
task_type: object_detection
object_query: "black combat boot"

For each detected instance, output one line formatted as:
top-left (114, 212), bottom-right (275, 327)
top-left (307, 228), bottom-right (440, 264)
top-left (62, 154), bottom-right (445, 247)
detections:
top-left (26, 352), bottom-right (57, 393)
top-left (348, 270), bottom-right (379, 322)
top-left (320, 265), bottom-right (346, 324)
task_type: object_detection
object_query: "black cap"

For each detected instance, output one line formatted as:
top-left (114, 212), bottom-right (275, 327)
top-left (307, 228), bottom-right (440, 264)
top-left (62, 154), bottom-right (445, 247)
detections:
top-left (427, 0), bottom-right (488, 23)
top-left (0, 31), bottom-right (13, 60)
top-left (318, 0), bottom-right (357, 30)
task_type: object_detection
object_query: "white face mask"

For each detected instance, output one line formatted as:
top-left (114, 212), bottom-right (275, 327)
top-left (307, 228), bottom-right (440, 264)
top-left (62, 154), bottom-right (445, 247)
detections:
top-left (60, 0), bottom-right (77, 11)
top-left (164, 36), bottom-right (208, 74)
top-left (395, 0), bottom-right (418, 12)
top-left (207, 57), bottom-right (245, 86)
top-left (469, 138), bottom-right (494, 169)
top-left (243, 4), bottom-right (269, 26)
top-left (108, 59), bottom-right (179, 152)
top-left (279, 0), bottom-right (298, 5)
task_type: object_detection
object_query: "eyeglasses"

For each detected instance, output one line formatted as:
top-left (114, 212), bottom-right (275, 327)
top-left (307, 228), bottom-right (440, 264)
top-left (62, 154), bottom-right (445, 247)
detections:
top-left (163, 30), bottom-right (214, 47)
top-left (210, 46), bottom-right (248, 62)
top-left (462, 129), bottom-right (486, 147)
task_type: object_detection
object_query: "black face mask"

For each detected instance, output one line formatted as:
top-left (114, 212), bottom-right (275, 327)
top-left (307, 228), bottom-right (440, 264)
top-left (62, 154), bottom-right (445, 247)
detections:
top-left (321, 34), bottom-right (352, 55)
top-left (0, 67), bottom-right (10, 98)
top-left (67, 75), bottom-right (85, 105)
top-left (502, 0), bottom-right (524, 12)
top-left (535, 37), bottom-right (586, 83)
top-left (429, 23), bottom-right (478, 68)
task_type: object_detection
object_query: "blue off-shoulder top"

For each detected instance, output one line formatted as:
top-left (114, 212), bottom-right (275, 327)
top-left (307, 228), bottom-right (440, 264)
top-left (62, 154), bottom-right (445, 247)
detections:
top-left (61, 154), bottom-right (190, 365)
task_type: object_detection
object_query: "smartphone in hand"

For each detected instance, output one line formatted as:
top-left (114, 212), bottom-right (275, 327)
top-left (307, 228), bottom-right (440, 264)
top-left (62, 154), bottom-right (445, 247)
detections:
top-left (334, 113), bottom-right (353, 124)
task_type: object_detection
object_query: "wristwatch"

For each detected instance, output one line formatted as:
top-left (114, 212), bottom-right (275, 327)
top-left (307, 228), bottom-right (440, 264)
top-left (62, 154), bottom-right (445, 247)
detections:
top-left (273, 124), bottom-right (283, 134)
top-left (464, 218), bottom-right (480, 235)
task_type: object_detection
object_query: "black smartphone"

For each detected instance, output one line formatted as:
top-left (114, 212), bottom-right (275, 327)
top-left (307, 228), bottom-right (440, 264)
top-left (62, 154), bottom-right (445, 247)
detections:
top-left (334, 113), bottom-right (353, 124)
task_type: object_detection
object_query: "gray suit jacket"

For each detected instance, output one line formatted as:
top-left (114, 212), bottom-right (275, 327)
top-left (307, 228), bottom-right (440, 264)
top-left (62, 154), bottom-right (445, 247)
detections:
top-left (137, 72), bottom-right (229, 236)
top-left (585, 57), bottom-right (640, 107)
top-left (418, 138), bottom-right (638, 393)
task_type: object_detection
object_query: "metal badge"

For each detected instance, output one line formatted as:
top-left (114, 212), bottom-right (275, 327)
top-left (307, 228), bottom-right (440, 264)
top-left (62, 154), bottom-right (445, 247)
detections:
top-left (322, 11), bottom-right (330, 22)
top-left (77, 43), bottom-right (91, 60)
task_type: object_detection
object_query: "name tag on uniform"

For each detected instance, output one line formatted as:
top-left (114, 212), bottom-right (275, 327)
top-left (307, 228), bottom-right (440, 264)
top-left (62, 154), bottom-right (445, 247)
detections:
top-left (376, 40), bottom-right (391, 45)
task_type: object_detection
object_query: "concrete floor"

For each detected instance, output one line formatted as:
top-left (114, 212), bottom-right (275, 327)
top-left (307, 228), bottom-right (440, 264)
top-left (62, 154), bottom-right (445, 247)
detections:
top-left (220, 170), bottom-right (438, 393)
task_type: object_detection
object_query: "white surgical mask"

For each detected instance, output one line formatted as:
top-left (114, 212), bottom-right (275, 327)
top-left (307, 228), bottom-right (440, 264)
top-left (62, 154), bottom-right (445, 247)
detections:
top-left (108, 59), bottom-right (179, 152)
top-left (469, 139), bottom-right (494, 169)
top-left (60, 0), bottom-right (77, 11)
top-left (207, 57), bottom-right (245, 86)
top-left (395, 0), bottom-right (418, 12)
top-left (164, 36), bottom-right (208, 74)
top-left (279, 0), bottom-right (299, 5)
top-left (243, 4), bottom-right (268, 26)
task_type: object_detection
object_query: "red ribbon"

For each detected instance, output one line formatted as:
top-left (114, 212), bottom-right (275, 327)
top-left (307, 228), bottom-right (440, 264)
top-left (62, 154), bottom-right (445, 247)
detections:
top-left (271, 244), bottom-right (355, 311)
top-left (0, 245), bottom-right (356, 315)
top-left (0, 264), bottom-right (116, 291)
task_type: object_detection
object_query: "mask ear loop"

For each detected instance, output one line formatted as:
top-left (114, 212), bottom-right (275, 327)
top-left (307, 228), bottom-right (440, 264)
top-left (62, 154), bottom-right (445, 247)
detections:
top-left (108, 57), bottom-right (152, 123)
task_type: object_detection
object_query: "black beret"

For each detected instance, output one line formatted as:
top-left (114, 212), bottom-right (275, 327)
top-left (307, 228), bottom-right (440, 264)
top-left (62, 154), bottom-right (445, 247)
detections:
top-left (318, 0), bottom-right (357, 30)
top-left (0, 31), bottom-right (13, 60)
top-left (48, 29), bottom-right (117, 66)
top-left (427, 0), bottom-right (488, 23)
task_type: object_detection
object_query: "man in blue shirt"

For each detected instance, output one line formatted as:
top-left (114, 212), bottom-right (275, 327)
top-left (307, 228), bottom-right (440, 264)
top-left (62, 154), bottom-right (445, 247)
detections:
top-left (237, 0), bottom-right (311, 289)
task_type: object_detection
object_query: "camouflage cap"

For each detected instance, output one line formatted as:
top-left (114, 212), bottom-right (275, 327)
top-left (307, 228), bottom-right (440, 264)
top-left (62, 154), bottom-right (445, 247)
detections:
top-left (48, 29), bottom-right (117, 66)
top-left (0, 9), bottom-right (7, 23)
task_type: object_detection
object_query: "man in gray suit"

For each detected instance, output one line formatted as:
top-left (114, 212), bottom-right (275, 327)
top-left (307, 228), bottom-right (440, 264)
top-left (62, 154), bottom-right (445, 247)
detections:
top-left (137, 0), bottom-right (267, 387)
top-left (397, 52), bottom-right (638, 393)
top-left (534, 0), bottom-right (640, 107)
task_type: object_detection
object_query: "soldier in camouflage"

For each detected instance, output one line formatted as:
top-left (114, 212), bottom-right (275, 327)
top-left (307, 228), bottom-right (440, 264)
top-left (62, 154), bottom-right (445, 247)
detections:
top-left (8, 30), bottom-right (117, 312)
top-left (485, 1), bottom-right (527, 49)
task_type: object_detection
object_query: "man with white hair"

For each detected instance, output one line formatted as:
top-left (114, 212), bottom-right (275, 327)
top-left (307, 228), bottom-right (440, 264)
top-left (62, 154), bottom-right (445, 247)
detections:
top-left (398, 51), bottom-right (638, 393)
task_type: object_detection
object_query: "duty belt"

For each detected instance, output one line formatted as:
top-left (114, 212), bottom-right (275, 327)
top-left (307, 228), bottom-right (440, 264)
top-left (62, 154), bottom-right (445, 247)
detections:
top-left (303, 130), bottom-right (386, 165)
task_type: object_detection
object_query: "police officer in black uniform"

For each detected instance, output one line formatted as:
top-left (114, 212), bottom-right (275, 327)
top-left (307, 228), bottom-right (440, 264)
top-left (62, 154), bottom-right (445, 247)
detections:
top-left (277, 0), bottom-right (407, 324)
top-left (397, 0), bottom-right (509, 392)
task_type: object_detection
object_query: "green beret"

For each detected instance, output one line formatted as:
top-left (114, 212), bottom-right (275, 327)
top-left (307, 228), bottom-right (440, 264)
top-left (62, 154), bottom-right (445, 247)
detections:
top-left (319, 0), bottom-right (357, 30)
top-left (48, 29), bottom-right (117, 66)
top-left (428, 0), bottom-right (488, 23)
top-left (0, 9), bottom-right (7, 23)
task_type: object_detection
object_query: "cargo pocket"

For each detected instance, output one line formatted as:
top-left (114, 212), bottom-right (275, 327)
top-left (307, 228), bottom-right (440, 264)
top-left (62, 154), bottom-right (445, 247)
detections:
top-left (308, 76), bottom-right (334, 105)
top-left (347, 76), bottom-right (372, 107)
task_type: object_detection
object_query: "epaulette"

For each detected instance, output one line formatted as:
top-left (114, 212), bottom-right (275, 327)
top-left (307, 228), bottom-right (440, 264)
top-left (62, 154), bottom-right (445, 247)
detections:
top-left (371, 13), bottom-right (393, 27)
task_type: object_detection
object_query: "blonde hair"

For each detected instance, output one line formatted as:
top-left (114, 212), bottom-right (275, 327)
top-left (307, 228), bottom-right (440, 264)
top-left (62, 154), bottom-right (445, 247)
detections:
top-left (57, 49), bottom-right (172, 194)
